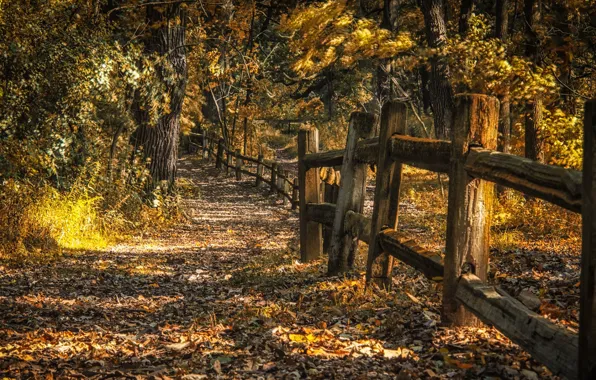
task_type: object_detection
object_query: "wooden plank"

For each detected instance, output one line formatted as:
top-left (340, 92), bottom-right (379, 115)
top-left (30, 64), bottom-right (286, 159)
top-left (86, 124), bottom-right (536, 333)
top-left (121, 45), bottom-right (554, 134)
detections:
top-left (457, 273), bottom-right (578, 379)
top-left (235, 149), bottom-right (242, 181)
top-left (269, 162), bottom-right (278, 194)
top-left (344, 210), bottom-right (371, 244)
top-left (306, 203), bottom-right (371, 244)
top-left (466, 148), bottom-right (581, 213)
top-left (216, 138), bottom-right (224, 169)
top-left (202, 137), bottom-right (209, 160)
top-left (389, 135), bottom-right (451, 173)
top-left (322, 181), bottom-right (335, 254)
top-left (306, 203), bottom-right (340, 226)
top-left (304, 204), bottom-right (443, 281)
top-left (444, 94), bottom-right (499, 326)
top-left (280, 169), bottom-right (287, 205)
top-left (226, 150), bottom-right (232, 175)
top-left (328, 112), bottom-right (376, 275)
top-left (299, 128), bottom-right (322, 262)
top-left (303, 137), bottom-right (379, 169)
top-left (366, 101), bottom-right (407, 289)
top-left (580, 99), bottom-right (596, 379)
top-left (256, 154), bottom-right (264, 187)
top-left (292, 178), bottom-right (298, 210)
top-left (208, 135), bottom-right (214, 160)
top-left (378, 229), bottom-right (443, 280)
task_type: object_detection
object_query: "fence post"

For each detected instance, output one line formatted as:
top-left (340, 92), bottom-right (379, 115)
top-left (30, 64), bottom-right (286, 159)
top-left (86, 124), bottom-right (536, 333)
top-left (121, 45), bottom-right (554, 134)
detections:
top-left (281, 170), bottom-right (288, 206)
top-left (256, 154), bottom-right (264, 187)
top-left (322, 169), bottom-right (335, 254)
top-left (580, 99), bottom-right (596, 380)
top-left (270, 162), bottom-right (278, 194)
top-left (202, 136), bottom-right (209, 160)
top-left (226, 150), bottom-right (232, 175)
top-left (235, 149), bottom-right (242, 181)
top-left (216, 138), bottom-right (224, 169)
top-left (298, 128), bottom-right (322, 262)
top-left (278, 168), bottom-right (284, 200)
top-left (443, 94), bottom-right (499, 326)
top-left (208, 134), bottom-right (214, 161)
top-left (292, 178), bottom-right (299, 210)
top-left (328, 112), bottom-right (376, 275)
top-left (365, 102), bottom-right (407, 289)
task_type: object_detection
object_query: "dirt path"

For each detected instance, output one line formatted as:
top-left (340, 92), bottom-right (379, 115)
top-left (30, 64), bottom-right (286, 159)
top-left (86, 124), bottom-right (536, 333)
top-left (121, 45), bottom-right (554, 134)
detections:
top-left (0, 156), bottom-right (556, 379)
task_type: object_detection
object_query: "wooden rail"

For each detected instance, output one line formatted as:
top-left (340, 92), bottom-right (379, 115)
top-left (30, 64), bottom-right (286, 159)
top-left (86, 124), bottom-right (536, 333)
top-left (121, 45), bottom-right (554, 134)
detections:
top-left (295, 96), bottom-right (596, 379)
top-left (465, 147), bottom-right (582, 213)
top-left (199, 96), bottom-right (596, 378)
top-left (199, 132), bottom-right (297, 207)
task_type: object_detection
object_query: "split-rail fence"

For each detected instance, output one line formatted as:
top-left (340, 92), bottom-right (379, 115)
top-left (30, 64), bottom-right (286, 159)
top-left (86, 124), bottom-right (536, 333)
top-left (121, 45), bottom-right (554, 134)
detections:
top-left (197, 94), bottom-right (596, 380)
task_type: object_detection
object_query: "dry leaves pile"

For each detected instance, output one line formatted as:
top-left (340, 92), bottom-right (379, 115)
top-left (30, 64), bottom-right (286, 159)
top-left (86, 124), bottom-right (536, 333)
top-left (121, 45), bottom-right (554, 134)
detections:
top-left (0, 157), bottom-right (569, 379)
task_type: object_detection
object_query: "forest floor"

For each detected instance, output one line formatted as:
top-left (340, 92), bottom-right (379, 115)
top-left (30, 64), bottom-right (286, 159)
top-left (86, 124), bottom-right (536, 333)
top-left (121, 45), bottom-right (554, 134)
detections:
top-left (0, 155), bottom-right (578, 379)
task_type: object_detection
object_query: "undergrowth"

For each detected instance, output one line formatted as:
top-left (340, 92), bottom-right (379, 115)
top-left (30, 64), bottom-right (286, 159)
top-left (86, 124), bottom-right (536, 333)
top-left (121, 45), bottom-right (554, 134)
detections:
top-left (0, 173), bottom-right (181, 265)
top-left (399, 167), bottom-right (581, 256)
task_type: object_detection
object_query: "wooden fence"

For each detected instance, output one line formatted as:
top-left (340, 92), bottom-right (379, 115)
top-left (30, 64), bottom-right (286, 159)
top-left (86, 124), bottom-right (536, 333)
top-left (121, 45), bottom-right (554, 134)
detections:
top-left (198, 95), bottom-right (596, 380)
top-left (198, 132), bottom-right (299, 209)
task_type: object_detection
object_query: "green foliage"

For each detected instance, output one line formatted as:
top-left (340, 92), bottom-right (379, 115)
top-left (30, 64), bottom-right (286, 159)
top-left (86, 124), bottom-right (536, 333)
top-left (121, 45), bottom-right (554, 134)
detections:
top-left (280, 0), bottom-right (414, 77)
top-left (443, 15), bottom-right (558, 100)
top-left (0, 0), bottom-right (179, 260)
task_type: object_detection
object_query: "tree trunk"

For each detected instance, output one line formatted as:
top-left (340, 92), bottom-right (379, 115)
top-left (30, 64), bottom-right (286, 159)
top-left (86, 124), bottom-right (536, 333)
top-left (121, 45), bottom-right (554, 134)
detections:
top-left (458, 0), bottom-right (474, 35)
top-left (553, 2), bottom-right (574, 114)
top-left (496, 0), bottom-right (511, 155)
top-left (420, 0), bottom-right (455, 139)
top-left (375, 0), bottom-right (399, 125)
top-left (525, 96), bottom-right (544, 162)
top-left (495, 0), bottom-right (509, 39)
top-left (132, 3), bottom-right (187, 192)
top-left (523, 0), bottom-right (542, 163)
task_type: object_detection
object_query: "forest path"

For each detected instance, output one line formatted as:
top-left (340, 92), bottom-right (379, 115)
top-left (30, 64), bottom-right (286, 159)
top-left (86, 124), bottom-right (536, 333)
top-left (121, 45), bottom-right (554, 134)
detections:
top-left (0, 156), bottom-right (548, 379)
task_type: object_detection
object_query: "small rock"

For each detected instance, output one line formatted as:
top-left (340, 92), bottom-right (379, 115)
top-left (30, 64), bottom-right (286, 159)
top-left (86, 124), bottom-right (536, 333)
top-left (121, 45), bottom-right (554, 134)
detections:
top-left (521, 369), bottom-right (539, 380)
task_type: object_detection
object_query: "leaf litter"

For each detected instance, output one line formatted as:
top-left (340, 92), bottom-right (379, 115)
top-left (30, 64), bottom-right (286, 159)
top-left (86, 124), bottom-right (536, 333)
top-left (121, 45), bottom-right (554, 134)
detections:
top-left (0, 157), bottom-right (570, 379)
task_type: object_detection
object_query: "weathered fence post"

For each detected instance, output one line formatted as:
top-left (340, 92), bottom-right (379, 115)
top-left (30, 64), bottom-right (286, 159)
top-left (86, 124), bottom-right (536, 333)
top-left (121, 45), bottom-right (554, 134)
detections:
top-left (270, 162), bottom-right (278, 194)
top-left (443, 94), bottom-right (499, 326)
top-left (328, 113), bottom-right (375, 275)
top-left (235, 149), bottom-right (242, 181)
top-left (298, 128), bottom-right (322, 262)
top-left (580, 99), bottom-right (596, 380)
top-left (226, 150), bottom-right (232, 175)
top-left (208, 134), bottom-right (214, 161)
top-left (366, 102), bottom-right (406, 288)
top-left (216, 138), bottom-right (224, 169)
top-left (322, 169), bottom-right (336, 254)
top-left (256, 154), bottom-right (264, 187)
top-left (278, 168), bottom-right (284, 201)
top-left (280, 170), bottom-right (288, 206)
top-left (202, 136), bottom-right (209, 160)
top-left (292, 178), bottom-right (299, 210)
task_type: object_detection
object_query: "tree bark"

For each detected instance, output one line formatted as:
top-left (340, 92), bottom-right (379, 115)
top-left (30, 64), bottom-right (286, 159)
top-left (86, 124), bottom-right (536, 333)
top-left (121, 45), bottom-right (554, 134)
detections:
top-left (458, 0), bottom-right (474, 35)
top-left (132, 3), bottom-right (187, 192)
top-left (496, 0), bottom-right (511, 156)
top-left (375, 0), bottom-right (400, 130)
top-left (495, 0), bottom-right (509, 39)
top-left (523, 0), bottom-right (543, 163)
top-left (419, 0), bottom-right (455, 139)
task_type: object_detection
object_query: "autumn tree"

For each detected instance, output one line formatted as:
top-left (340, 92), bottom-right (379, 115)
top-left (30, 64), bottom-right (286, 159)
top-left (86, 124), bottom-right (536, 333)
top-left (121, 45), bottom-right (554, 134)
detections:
top-left (131, 3), bottom-right (188, 192)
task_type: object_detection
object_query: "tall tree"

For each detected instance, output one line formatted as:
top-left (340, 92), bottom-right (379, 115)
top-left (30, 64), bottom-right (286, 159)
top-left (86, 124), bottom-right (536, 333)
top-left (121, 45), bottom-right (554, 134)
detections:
top-left (419, 0), bottom-right (454, 139)
top-left (376, 0), bottom-right (400, 115)
top-left (132, 3), bottom-right (188, 191)
top-left (523, 0), bottom-right (543, 162)
top-left (496, 0), bottom-right (511, 155)
top-left (458, 0), bottom-right (474, 35)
